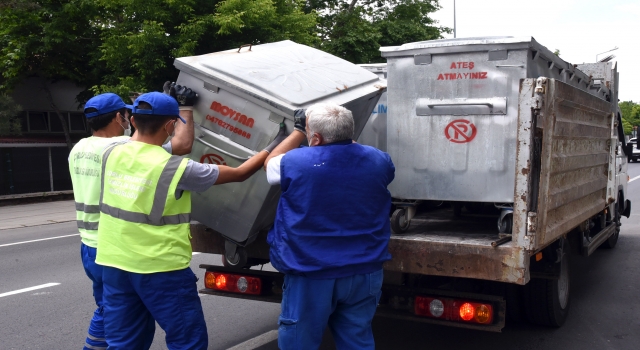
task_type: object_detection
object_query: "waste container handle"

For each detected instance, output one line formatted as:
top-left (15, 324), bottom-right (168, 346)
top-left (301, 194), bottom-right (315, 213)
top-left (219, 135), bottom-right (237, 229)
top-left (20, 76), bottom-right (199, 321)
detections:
top-left (195, 137), bottom-right (252, 162)
top-left (427, 102), bottom-right (493, 108)
top-left (237, 44), bottom-right (252, 53)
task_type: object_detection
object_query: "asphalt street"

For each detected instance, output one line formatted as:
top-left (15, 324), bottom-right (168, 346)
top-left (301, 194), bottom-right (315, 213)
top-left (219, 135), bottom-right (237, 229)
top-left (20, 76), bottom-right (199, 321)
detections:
top-left (0, 217), bottom-right (280, 349)
top-left (2, 165), bottom-right (640, 349)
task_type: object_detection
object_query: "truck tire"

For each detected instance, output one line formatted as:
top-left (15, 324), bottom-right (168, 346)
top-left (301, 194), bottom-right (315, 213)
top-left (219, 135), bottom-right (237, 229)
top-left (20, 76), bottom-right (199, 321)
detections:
top-left (391, 208), bottom-right (410, 234)
top-left (523, 249), bottom-right (570, 327)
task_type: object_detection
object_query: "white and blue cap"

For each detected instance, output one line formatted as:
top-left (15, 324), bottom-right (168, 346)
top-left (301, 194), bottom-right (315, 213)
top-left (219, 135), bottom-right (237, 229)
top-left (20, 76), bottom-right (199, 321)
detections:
top-left (84, 93), bottom-right (133, 119)
top-left (132, 92), bottom-right (186, 124)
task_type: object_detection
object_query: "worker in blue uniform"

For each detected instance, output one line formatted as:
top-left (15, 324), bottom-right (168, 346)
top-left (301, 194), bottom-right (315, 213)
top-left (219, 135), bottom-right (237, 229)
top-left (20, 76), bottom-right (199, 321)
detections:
top-left (264, 103), bottom-right (395, 350)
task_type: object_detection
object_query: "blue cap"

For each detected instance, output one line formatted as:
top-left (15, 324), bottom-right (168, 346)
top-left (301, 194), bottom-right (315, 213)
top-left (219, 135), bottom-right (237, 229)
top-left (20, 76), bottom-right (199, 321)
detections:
top-left (84, 93), bottom-right (133, 119)
top-left (132, 92), bottom-right (186, 124)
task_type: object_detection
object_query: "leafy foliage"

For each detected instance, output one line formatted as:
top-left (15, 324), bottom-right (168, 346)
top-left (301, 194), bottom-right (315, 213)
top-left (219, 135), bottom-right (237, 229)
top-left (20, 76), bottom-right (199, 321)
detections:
top-left (308, 0), bottom-right (449, 63)
top-left (620, 101), bottom-right (640, 135)
top-left (1, 0), bottom-right (448, 102)
top-left (91, 0), bottom-right (317, 95)
top-left (0, 94), bottom-right (22, 135)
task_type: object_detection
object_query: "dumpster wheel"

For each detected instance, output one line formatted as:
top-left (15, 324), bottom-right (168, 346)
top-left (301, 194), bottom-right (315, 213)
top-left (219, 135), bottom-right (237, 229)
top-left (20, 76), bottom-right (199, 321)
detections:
top-left (223, 246), bottom-right (248, 268)
top-left (391, 208), bottom-right (411, 234)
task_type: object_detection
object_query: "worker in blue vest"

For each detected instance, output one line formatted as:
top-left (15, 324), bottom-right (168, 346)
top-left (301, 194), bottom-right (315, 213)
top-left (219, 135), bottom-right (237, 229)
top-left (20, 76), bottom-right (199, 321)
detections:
top-left (69, 85), bottom-right (196, 350)
top-left (264, 103), bottom-right (395, 350)
top-left (96, 91), bottom-right (286, 350)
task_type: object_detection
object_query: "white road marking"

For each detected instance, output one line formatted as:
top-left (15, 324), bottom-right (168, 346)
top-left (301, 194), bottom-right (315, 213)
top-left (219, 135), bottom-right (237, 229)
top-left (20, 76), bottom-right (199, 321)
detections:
top-left (0, 234), bottom-right (79, 248)
top-left (0, 283), bottom-right (60, 298)
top-left (630, 175), bottom-right (640, 183)
top-left (226, 330), bottom-right (278, 350)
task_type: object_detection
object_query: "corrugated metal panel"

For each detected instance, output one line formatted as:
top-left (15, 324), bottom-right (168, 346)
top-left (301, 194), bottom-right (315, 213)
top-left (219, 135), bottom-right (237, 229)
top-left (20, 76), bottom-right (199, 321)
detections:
top-left (535, 78), bottom-right (612, 248)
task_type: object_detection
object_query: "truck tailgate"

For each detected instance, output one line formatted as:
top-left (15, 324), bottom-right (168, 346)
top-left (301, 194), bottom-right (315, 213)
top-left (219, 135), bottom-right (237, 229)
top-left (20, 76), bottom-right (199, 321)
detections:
top-left (385, 208), bottom-right (529, 284)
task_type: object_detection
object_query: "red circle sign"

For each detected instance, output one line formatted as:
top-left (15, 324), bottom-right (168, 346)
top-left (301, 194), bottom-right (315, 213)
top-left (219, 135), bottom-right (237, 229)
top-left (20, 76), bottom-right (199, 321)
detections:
top-left (444, 120), bottom-right (477, 143)
top-left (200, 153), bottom-right (227, 165)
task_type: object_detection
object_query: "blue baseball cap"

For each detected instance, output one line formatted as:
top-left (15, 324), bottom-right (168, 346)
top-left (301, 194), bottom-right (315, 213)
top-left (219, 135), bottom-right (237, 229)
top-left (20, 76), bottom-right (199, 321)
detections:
top-left (84, 93), bottom-right (133, 119)
top-left (132, 92), bottom-right (186, 124)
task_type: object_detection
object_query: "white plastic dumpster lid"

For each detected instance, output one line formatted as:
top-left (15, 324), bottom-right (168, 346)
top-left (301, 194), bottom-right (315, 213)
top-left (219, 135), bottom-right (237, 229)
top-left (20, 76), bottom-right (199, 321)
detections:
top-left (175, 41), bottom-right (379, 107)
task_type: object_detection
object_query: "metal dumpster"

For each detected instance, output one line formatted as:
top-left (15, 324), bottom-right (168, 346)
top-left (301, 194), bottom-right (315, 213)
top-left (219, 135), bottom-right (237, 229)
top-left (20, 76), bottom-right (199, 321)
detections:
top-left (380, 36), bottom-right (611, 204)
top-left (357, 64), bottom-right (388, 152)
top-left (174, 40), bottom-right (385, 248)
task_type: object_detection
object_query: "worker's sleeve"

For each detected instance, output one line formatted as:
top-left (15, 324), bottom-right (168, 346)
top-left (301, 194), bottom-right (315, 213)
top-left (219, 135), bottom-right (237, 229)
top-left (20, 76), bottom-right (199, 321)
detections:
top-left (176, 160), bottom-right (219, 193)
top-left (162, 142), bottom-right (172, 154)
top-left (266, 154), bottom-right (285, 186)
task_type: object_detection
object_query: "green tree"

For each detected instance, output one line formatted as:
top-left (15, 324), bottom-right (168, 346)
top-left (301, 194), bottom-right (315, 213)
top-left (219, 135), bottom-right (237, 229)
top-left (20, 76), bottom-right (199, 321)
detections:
top-left (0, 94), bottom-right (22, 135)
top-left (92, 0), bottom-right (317, 95)
top-left (306, 0), bottom-right (449, 63)
top-left (619, 101), bottom-right (640, 135)
top-left (0, 0), bottom-right (103, 148)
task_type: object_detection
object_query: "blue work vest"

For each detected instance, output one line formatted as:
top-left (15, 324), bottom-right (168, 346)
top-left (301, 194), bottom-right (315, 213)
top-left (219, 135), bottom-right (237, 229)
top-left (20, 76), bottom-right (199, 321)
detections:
top-left (268, 140), bottom-right (395, 279)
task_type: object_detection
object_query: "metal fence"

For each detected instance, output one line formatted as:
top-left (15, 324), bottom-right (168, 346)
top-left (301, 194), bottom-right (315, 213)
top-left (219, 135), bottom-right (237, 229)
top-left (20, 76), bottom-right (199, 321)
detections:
top-left (0, 147), bottom-right (72, 196)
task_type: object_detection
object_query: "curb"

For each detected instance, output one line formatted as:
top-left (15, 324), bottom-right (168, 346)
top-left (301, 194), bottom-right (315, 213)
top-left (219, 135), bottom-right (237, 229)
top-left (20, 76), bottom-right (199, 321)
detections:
top-left (0, 191), bottom-right (74, 207)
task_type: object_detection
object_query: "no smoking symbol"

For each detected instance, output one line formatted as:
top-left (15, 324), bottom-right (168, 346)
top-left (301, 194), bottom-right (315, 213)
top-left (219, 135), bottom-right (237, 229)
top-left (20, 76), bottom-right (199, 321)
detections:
top-left (445, 120), bottom-right (477, 143)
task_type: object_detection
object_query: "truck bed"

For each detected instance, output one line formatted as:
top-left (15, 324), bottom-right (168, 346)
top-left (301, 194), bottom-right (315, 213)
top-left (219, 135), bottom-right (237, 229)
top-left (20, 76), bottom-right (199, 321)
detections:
top-left (385, 207), bottom-right (528, 284)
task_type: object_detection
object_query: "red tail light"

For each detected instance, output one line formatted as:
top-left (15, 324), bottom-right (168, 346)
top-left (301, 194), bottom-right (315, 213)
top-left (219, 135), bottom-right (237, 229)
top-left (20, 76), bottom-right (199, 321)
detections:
top-left (205, 271), bottom-right (262, 295)
top-left (415, 296), bottom-right (494, 325)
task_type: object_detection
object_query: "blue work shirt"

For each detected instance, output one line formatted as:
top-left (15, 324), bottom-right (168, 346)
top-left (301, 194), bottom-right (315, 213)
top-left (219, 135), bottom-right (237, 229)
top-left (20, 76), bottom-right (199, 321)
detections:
top-left (267, 140), bottom-right (395, 279)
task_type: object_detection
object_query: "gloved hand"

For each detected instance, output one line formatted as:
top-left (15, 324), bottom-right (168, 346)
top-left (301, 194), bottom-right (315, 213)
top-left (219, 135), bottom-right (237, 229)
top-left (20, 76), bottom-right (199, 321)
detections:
top-left (163, 81), bottom-right (199, 110)
top-left (263, 123), bottom-right (288, 154)
top-left (293, 108), bottom-right (307, 133)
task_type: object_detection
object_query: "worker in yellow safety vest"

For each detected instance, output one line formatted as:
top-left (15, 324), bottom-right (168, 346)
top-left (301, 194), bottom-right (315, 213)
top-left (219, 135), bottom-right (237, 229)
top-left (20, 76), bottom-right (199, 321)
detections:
top-left (68, 84), bottom-right (196, 350)
top-left (95, 91), bottom-right (286, 350)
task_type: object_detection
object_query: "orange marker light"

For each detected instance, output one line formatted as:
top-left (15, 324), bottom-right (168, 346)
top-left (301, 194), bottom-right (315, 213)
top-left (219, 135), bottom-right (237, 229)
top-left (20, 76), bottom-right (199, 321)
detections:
top-left (459, 303), bottom-right (475, 321)
top-left (536, 252), bottom-right (543, 261)
top-left (475, 304), bottom-right (491, 324)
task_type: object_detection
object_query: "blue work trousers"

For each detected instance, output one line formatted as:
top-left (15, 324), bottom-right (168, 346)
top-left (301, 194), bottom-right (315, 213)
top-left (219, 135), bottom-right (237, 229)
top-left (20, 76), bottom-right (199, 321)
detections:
top-left (278, 269), bottom-right (383, 350)
top-left (81, 243), bottom-right (108, 350)
top-left (102, 266), bottom-right (208, 350)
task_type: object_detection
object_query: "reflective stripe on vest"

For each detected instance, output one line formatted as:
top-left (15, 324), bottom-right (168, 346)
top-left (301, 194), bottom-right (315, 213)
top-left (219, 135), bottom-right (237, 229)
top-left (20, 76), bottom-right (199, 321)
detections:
top-left (75, 202), bottom-right (101, 213)
top-left (77, 221), bottom-right (99, 230)
top-left (99, 146), bottom-right (187, 226)
top-left (69, 136), bottom-right (129, 247)
top-left (96, 141), bottom-right (191, 273)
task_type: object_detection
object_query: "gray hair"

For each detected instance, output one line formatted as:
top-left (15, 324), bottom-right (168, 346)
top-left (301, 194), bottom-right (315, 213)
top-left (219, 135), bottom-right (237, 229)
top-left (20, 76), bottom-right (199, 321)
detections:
top-left (306, 103), bottom-right (354, 143)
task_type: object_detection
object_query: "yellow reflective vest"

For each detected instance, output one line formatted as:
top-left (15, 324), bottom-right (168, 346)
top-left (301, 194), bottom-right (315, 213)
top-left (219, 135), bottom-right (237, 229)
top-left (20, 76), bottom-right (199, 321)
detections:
top-left (69, 136), bottom-right (129, 247)
top-left (95, 141), bottom-right (191, 273)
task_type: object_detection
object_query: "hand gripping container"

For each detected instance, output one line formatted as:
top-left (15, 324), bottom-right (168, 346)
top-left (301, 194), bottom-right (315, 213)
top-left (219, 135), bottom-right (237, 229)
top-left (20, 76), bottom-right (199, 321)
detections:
top-left (174, 40), bottom-right (385, 247)
top-left (357, 63), bottom-right (388, 152)
top-left (380, 36), bottom-right (609, 203)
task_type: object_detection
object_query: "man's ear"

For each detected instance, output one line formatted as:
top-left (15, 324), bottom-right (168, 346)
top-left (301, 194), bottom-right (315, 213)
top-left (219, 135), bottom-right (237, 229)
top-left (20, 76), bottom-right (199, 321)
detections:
top-left (130, 116), bottom-right (138, 130)
top-left (310, 133), bottom-right (323, 146)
